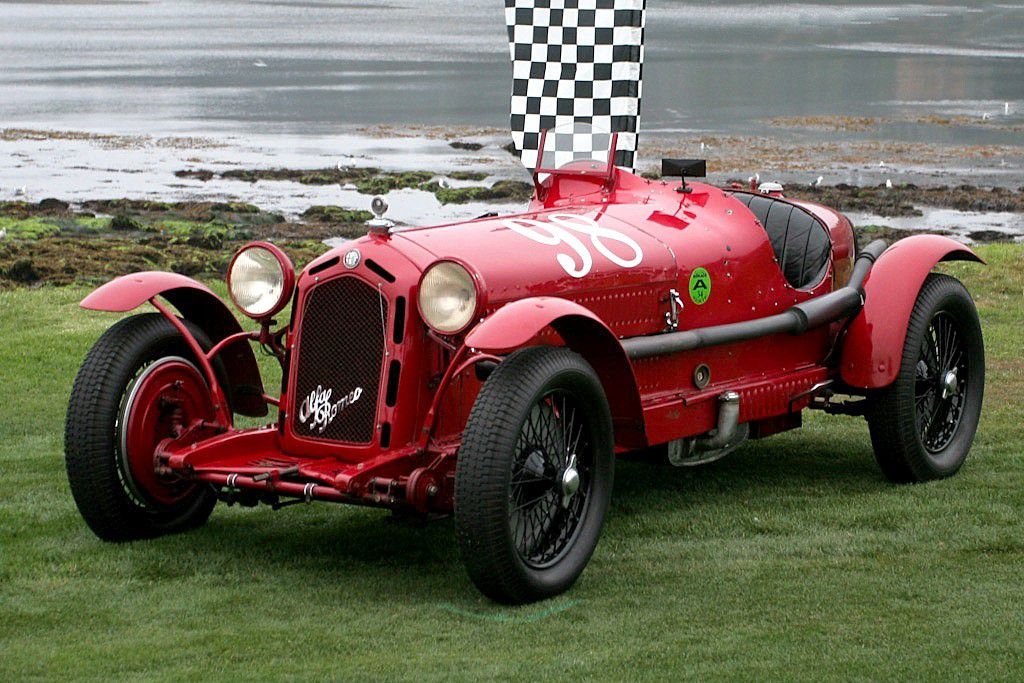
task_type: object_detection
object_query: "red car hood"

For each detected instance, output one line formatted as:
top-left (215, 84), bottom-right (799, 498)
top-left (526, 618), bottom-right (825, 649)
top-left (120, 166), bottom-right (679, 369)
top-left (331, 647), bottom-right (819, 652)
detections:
top-left (391, 204), bottom-right (677, 338)
top-left (395, 204), bottom-right (676, 304)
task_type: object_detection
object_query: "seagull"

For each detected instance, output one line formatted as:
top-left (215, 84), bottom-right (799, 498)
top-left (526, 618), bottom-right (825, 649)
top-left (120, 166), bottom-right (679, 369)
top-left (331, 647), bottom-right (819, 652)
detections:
top-left (14, 186), bottom-right (26, 196)
top-left (982, 112), bottom-right (991, 121)
top-left (885, 178), bottom-right (893, 189)
top-left (253, 60), bottom-right (268, 68)
top-left (812, 176), bottom-right (824, 188)
top-left (335, 161), bottom-right (348, 172)
top-left (438, 178), bottom-right (451, 189)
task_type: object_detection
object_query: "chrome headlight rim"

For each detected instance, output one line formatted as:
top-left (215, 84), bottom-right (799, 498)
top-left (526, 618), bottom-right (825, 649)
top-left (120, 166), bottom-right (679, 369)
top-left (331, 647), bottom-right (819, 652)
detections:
top-left (417, 259), bottom-right (483, 335)
top-left (227, 241), bottom-right (295, 320)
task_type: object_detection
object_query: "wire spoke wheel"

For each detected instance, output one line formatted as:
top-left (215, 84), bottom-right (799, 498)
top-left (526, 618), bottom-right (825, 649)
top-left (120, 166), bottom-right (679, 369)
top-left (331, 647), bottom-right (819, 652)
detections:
top-left (509, 391), bottom-right (592, 568)
top-left (455, 347), bottom-right (614, 604)
top-left (914, 312), bottom-right (967, 453)
top-left (868, 274), bottom-right (985, 483)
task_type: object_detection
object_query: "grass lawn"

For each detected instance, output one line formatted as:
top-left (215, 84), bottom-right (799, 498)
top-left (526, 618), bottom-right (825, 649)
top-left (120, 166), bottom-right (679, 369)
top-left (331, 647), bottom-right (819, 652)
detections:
top-left (1, 245), bottom-right (1022, 681)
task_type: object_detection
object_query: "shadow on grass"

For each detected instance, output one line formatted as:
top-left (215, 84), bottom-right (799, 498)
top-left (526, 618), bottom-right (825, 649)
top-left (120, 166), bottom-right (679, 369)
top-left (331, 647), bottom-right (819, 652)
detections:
top-left (122, 429), bottom-right (889, 609)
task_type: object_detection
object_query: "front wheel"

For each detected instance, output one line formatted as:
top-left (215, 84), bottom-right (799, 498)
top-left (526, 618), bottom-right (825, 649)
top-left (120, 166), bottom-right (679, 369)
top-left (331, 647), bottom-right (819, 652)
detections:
top-left (867, 274), bottom-right (985, 483)
top-left (455, 347), bottom-right (614, 604)
top-left (65, 313), bottom-right (219, 541)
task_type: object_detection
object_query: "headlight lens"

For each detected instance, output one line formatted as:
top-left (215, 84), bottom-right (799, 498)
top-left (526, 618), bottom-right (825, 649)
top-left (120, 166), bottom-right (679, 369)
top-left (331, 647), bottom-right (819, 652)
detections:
top-left (228, 243), bottom-right (293, 319)
top-left (418, 261), bottom-right (478, 334)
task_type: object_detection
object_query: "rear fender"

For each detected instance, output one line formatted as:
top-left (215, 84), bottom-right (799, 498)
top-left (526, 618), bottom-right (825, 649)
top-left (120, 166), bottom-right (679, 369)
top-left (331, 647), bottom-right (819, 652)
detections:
top-left (81, 272), bottom-right (267, 417)
top-left (466, 297), bottom-right (646, 448)
top-left (840, 236), bottom-right (984, 389)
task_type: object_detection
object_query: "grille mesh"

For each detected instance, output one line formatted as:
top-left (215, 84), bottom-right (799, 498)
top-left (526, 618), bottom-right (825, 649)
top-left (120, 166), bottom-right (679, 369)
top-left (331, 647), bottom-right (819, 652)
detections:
top-left (292, 277), bottom-right (387, 443)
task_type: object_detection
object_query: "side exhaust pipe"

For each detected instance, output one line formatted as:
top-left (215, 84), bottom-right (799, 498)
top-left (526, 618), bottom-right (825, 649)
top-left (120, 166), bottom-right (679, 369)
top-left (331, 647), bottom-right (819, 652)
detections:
top-left (622, 240), bottom-right (888, 360)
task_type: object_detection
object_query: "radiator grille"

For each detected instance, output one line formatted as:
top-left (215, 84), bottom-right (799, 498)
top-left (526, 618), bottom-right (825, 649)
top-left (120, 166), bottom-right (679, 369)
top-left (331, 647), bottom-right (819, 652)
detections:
top-left (291, 277), bottom-right (387, 443)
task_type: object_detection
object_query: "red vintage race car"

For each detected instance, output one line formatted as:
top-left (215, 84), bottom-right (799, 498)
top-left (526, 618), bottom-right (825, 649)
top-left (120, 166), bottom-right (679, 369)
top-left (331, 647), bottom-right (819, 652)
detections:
top-left (65, 129), bottom-right (985, 604)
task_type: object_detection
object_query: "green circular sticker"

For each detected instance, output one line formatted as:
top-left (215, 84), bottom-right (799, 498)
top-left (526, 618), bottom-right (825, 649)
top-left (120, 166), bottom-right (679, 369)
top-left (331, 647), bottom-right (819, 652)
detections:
top-left (689, 267), bottom-right (711, 305)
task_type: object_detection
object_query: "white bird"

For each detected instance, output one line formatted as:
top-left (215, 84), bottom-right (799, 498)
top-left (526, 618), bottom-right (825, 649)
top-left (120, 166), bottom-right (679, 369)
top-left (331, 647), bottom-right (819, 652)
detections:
top-left (885, 178), bottom-right (893, 189)
top-left (813, 176), bottom-right (824, 187)
top-left (14, 186), bottom-right (26, 196)
top-left (438, 178), bottom-right (451, 189)
top-left (253, 60), bottom-right (268, 68)
top-left (699, 141), bottom-right (706, 152)
top-left (982, 112), bottom-right (991, 121)
top-left (1006, 102), bottom-right (1012, 116)
top-left (0, 228), bottom-right (7, 239)
top-left (878, 161), bottom-right (886, 168)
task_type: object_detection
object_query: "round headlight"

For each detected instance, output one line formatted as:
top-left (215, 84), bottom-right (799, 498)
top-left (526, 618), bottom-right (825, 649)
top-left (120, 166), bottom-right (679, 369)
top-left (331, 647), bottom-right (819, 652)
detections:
top-left (418, 261), bottom-right (479, 334)
top-left (227, 242), bottom-right (294, 319)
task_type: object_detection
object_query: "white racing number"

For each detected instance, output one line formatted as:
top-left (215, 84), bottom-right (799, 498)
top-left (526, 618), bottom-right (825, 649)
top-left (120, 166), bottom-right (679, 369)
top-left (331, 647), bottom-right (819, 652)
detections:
top-left (503, 213), bottom-right (643, 278)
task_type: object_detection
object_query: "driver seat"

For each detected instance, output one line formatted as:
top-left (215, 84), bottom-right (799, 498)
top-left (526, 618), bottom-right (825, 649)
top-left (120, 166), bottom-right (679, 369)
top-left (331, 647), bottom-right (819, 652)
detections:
top-left (731, 193), bottom-right (831, 290)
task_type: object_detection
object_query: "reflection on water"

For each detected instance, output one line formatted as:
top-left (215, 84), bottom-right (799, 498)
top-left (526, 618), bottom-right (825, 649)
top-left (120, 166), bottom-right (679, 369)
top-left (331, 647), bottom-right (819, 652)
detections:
top-left (0, 0), bottom-right (1021, 140)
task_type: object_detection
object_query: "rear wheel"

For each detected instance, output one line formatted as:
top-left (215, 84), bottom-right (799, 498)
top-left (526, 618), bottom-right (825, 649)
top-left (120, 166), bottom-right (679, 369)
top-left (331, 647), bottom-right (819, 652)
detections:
top-left (65, 313), bottom-right (219, 541)
top-left (867, 274), bottom-right (985, 483)
top-left (455, 347), bottom-right (614, 604)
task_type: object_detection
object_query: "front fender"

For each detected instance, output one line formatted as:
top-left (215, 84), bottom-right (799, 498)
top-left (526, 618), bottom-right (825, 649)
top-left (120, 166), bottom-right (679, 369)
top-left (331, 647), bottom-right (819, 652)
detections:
top-left (81, 272), bottom-right (267, 417)
top-left (840, 236), bottom-right (983, 389)
top-left (467, 297), bottom-right (646, 448)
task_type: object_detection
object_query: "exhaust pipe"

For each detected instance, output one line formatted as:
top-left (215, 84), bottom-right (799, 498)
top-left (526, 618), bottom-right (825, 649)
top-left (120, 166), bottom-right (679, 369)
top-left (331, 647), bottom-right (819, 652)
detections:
top-left (696, 391), bottom-right (740, 450)
top-left (622, 240), bottom-right (889, 360)
top-left (667, 391), bottom-right (745, 467)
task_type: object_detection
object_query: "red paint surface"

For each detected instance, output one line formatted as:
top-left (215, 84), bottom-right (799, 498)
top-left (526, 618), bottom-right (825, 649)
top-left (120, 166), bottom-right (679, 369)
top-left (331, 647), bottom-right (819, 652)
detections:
top-left (840, 235), bottom-right (983, 388)
top-left (81, 271), bottom-right (216, 311)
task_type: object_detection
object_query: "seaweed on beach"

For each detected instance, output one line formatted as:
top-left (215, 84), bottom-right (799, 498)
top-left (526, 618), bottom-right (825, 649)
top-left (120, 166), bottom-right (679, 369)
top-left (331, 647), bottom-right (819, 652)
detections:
top-left (0, 236), bottom-right (330, 287)
top-left (790, 183), bottom-right (1024, 217)
top-left (423, 180), bottom-right (533, 205)
top-left (0, 198), bottom-right (370, 286)
top-left (174, 166), bottom-right (531, 204)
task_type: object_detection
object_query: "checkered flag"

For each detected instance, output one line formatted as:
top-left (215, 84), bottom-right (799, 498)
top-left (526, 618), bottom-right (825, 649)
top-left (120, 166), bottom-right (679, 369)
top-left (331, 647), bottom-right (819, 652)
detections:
top-left (505, 0), bottom-right (648, 171)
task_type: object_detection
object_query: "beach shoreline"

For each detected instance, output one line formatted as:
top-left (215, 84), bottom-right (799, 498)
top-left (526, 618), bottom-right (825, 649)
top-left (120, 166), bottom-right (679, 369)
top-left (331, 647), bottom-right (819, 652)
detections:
top-left (2, 125), bottom-right (1023, 287)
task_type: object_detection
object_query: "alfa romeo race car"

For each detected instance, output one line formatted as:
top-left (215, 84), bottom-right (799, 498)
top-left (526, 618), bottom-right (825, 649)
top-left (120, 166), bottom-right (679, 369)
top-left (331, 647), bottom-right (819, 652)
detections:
top-left (63, 0), bottom-right (985, 604)
top-left (65, 129), bottom-right (985, 604)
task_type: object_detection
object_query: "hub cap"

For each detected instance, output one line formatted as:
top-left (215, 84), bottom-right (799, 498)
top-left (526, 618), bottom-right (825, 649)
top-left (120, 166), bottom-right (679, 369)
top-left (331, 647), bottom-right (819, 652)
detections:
top-left (118, 357), bottom-right (214, 507)
top-left (915, 312), bottom-right (968, 453)
top-left (508, 391), bottom-right (592, 568)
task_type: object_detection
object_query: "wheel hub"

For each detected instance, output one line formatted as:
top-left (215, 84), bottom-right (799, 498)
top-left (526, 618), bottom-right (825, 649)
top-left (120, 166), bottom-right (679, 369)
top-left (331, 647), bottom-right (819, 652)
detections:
top-left (560, 453), bottom-right (580, 507)
top-left (941, 368), bottom-right (959, 399)
top-left (121, 357), bottom-right (213, 507)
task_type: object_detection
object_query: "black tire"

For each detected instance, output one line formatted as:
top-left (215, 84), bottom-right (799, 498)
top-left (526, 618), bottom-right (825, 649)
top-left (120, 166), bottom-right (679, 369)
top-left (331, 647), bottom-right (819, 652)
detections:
top-left (65, 313), bottom-right (218, 541)
top-left (867, 274), bottom-right (985, 483)
top-left (455, 346), bottom-right (614, 604)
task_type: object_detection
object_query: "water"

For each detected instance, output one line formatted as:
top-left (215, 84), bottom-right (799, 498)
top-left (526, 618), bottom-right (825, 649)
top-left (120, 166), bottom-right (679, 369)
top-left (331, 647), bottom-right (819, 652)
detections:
top-left (1, 1), bottom-right (1022, 237)
top-left (1, 1), bottom-right (1022, 139)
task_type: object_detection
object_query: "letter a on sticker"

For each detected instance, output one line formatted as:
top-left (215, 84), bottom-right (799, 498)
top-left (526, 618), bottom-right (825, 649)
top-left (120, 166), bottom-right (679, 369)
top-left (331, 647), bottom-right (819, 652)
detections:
top-left (689, 268), bottom-right (711, 305)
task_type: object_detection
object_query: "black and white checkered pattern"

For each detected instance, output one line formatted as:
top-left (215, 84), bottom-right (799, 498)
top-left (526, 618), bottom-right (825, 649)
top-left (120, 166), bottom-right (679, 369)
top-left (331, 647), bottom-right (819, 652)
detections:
top-left (505, 0), bottom-right (647, 171)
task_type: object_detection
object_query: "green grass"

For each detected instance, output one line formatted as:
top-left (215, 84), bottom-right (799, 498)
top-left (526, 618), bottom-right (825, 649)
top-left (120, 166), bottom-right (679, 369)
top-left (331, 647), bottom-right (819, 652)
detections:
top-left (1, 247), bottom-right (1023, 681)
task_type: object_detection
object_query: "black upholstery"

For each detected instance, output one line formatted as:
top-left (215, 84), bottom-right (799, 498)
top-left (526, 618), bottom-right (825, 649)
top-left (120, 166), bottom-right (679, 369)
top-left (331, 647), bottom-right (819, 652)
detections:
top-left (731, 193), bottom-right (831, 289)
